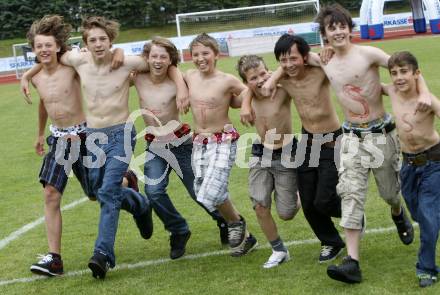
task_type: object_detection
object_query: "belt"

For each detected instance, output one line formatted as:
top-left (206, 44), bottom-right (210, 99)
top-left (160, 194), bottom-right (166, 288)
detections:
top-left (402, 143), bottom-right (440, 166)
top-left (145, 123), bottom-right (191, 143)
top-left (343, 121), bottom-right (396, 138)
top-left (193, 129), bottom-right (240, 145)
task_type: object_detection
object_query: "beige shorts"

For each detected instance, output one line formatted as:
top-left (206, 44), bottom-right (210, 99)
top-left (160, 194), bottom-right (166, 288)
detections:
top-left (249, 156), bottom-right (299, 219)
top-left (337, 130), bottom-right (401, 229)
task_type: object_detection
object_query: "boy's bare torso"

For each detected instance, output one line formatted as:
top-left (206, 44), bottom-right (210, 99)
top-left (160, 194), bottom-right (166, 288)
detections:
top-left (32, 64), bottom-right (85, 128)
top-left (64, 52), bottom-right (147, 128)
top-left (322, 45), bottom-right (387, 124)
top-left (387, 86), bottom-right (439, 153)
top-left (186, 69), bottom-right (245, 133)
top-left (279, 66), bottom-right (340, 133)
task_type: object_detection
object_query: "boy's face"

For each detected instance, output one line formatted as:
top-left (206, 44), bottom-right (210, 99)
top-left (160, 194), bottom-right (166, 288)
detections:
top-left (191, 43), bottom-right (218, 73)
top-left (324, 21), bottom-right (351, 48)
top-left (389, 65), bottom-right (419, 93)
top-left (86, 27), bottom-right (112, 60)
top-left (33, 34), bottom-right (59, 65)
top-left (279, 43), bottom-right (306, 78)
top-left (244, 62), bottom-right (270, 97)
top-left (148, 44), bottom-right (171, 77)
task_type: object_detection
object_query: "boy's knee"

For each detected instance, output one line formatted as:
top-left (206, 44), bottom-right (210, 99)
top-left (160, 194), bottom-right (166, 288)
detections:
top-left (44, 185), bottom-right (61, 205)
top-left (278, 212), bottom-right (294, 221)
top-left (254, 203), bottom-right (270, 217)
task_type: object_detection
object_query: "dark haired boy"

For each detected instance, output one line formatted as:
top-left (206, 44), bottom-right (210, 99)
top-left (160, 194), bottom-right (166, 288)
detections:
top-left (383, 51), bottom-right (440, 288)
top-left (247, 33), bottom-right (346, 263)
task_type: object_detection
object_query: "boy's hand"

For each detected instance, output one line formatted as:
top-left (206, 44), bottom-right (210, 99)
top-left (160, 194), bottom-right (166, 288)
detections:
top-left (111, 48), bottom-right (124, 70)
top-left (34, 136), bottom-right (45, 156)
top-left (176, 88), bottom-right (190, 114)
top-left (20, 78), bottom-right (32, 104)
top-left (240, 104), bottom-right (255, 127)
top-left (414, 93), bottom-right (433, 114)
top-left (261, 78), bottom-right (276, 97)
top-left (318, 46), bottom-right (335, 65)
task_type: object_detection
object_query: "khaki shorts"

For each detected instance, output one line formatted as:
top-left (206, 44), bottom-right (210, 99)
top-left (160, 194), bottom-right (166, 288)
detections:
top-left (337, 130), bottom-right (401, 229)
top-left (249, 153), bottom-right (299, 219)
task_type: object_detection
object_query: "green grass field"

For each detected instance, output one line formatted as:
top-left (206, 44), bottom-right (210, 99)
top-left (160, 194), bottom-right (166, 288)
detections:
top-left (1, 35), bottom-right (440, 294)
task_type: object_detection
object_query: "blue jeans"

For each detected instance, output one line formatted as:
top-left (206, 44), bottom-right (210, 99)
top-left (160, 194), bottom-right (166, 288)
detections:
top-left (400, 160), bottom-right (440, 276)
top-left (87, 123), bottom-right (150, 267)
top-left (144, 138), bottom-right (223, 235)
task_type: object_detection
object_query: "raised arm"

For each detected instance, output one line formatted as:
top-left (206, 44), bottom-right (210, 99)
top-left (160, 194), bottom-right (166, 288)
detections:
top-left (261, 67), bottom-right (284, 97)
top-left (415, 74), bottom-right (432, 112)
top-left (35, 99), bottom-right (48, 156)
top-left (238, 87), bottom-right (255, 127)
top-left (20, 63), bottom-right (43, 103)
top-left (430, 93), bottom-right (440, 118)
top-left (168, 66), bottom-right (189, 114)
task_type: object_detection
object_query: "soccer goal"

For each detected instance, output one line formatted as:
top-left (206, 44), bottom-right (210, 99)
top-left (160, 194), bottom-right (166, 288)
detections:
top-left (12, 36), bottom-right (83, 79)
top-left (175, 0), bottom-right (322, 60)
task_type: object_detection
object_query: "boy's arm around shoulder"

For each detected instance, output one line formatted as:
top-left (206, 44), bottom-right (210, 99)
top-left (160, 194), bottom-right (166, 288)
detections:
top-left (169, 66), bottom-right (189, 114)
top-left (20, 63), bottom-right (43, 104)
top-left (429, 93), bottom-right (440, 118)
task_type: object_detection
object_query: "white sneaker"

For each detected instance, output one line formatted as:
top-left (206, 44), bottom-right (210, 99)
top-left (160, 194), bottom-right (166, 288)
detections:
top-left (263, 250), bottom-right (290, 269)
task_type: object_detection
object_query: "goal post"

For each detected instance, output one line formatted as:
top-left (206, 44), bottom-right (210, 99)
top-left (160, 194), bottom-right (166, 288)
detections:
top-left (175, 0), bottom-right (322, 61)
top-left (12, 36), bottom-right (83, 79)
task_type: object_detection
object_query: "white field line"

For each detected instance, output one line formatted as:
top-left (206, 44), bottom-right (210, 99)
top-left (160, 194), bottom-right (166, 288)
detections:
top-left (0, 223), bottom-right (418, 287)
top-left (0, 197), bottom-right (88, 251)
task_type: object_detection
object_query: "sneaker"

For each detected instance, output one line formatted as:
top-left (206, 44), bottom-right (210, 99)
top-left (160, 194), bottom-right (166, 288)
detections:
top-left (228, 217), bottom-right (247, 252)
top-left (327, 256), bottom-right (362, 284)
top-left (392, 207), bottom-right (414, 245)
top-left (88, 252), bottom-right (110, 279)
top-left (170, 231), bottom-right (191, 260)
top-left (217, 220), bottom-right (229, 246)
top-left (319, 245), bottom-right (344, 263)
top-left (124, 170), bottom-right (139, 192)
top-left (418, 273), bottom-right (437, 288)
top-left (263, 250), bottom-right (290, 268)
top-left (231, 233), bottom-right (258, 257)
top-left (30, 253), bottom-right (63, 276)
top-left (134, 205), bottom-right (153, 240)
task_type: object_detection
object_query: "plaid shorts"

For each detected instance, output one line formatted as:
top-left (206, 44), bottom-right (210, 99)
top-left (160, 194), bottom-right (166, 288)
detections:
top-left (192, 140), bottom-right (237, 212)
top-left (39, 133), bottom-right (89, 195)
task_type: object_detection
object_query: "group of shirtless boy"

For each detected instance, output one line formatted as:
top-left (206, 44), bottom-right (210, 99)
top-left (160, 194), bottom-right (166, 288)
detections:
top-left (21, 3), bottom-right (440, 288)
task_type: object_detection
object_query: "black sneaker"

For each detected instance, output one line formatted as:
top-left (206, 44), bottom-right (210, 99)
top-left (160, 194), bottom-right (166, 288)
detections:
top-left (418, 273), bottom-right (437, 288)
top-left (327, 256), bottom-right (362, 284)
top-left (30, 253), bottom-right (63, 276)
top-left (392, 207), bottom-right (414, 245)
top-left (231, 233), bottom-right (258, 257)
top-left (217, 220), bottom-right (228, 245)
top-left (319, 245), bottom-right (344, 263)
top-left (124, 170), bottom-right (139, 192)
top-left (134, 205), bottom-right (153, 240)
top-left (88, 252), bottom-right (110, 279)
top-left (228, 217), bottom-right (246, 252)
top-left (170, 231), bottom-right (191, 260)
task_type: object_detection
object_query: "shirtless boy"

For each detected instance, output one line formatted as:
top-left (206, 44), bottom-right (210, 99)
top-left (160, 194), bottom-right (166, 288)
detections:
top-left (237, 55), bottom-right (300, 267)
top-left (185, 33), bottom-right (257, 256)
top-left (133, 37), bottom-right (228, 260)
top-left (22, 15), bottom-right (95, 277)
top-left (313, 4), bottom-right (432, 283)
top-left (247, 34), bottom-right (346, 263)
top-left (384, 51), bottom-right (440, 288)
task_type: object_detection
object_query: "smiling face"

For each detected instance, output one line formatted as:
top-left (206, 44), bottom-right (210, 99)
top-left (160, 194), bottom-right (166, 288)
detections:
top-left (244, 62), bottom-right (270, 97)
top-left (324, 21), bottom-right (351, 49)
top-left (279, 43), bottom-right (306, 78)
top-left (390, 65), bottom-right (419, 94)
top-left (148, 44), bottom-right (171, 77)
top-left (33, 34), bottom-right (59, 65)
top-left (191, 43), bottom-right (218, 74)
top-left (85, 27), bottom-right (112, 61)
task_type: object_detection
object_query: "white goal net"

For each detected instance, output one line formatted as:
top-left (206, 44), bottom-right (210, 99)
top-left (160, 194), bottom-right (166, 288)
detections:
top-left (175, 0), bottom-right (321, 60)
top-left (12, 36), bottom-right (82, 79)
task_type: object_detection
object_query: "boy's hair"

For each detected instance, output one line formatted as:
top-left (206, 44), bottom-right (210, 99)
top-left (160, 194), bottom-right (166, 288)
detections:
top-left (236, 55), bottom-right (267, 83)
top-left (388, 51), bottom-right (419, 73)
top-left (27, 15), bottom-right (71, 61)
top-left (142, 36), bottom-right (179, 66)
top-left (189, 33), bottom-right (219, 55)
top-left (274, 34), bottom-right (310, 61)
top-left (315, 4), bottom-right (355, 37)
top-left (81, 16), bottom-right (120, 44)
